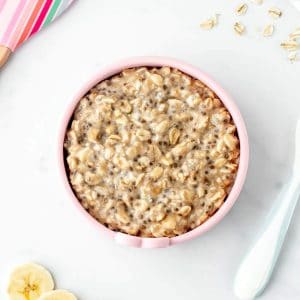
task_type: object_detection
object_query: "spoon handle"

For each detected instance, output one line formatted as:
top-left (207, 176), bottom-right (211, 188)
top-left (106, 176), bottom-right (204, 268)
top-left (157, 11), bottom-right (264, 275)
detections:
top-left (234, 177), bottom-right (300, 300)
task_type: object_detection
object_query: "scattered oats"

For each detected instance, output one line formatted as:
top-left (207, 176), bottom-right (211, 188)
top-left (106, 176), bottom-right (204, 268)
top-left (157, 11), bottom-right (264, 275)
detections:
top-left (236, 3), bottom-right (248, 15)
top-left (288, 51), bottom-right (298, 62)
top-left (263, 24), bottom-right (274, 37)
top-left (268, 7), bottom-right (282, 18)
top-left (280, 40), bottom-right (299, 50)
top-left (234, 22), bottom-right (245, 35)
top-left (281, 28), bottom-right (300, 62)
top-left (200, 14), bottom-right (218, 30)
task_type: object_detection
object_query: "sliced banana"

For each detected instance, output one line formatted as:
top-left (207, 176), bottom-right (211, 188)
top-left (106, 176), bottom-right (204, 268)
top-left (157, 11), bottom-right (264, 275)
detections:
top-left (7, 263), bottom-right (54, 300)
top-left (38, 290), bottom-right (77, 300)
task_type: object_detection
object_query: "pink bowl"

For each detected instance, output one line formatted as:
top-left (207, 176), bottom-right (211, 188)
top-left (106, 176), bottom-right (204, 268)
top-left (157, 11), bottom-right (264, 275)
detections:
top-left (58, 56), bottom-right (249, 248)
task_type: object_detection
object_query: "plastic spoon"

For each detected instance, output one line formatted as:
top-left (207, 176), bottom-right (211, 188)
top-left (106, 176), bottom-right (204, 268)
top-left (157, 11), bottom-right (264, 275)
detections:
top-left (234, 120), bottom-right (300, 300)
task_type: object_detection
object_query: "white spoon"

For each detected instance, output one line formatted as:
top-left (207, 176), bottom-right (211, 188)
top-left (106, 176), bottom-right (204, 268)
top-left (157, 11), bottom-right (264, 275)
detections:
top-left (234, 120), bottom-right (300, 300)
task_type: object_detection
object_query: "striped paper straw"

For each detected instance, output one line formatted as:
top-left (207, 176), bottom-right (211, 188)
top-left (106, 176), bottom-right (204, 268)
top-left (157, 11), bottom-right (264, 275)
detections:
top-left (0, 0), bottom-right (74, 52)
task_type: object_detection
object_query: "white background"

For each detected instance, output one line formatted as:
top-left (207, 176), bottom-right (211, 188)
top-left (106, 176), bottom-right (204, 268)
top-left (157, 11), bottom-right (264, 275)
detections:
top-left (1, 0), bottom-right (300, 299)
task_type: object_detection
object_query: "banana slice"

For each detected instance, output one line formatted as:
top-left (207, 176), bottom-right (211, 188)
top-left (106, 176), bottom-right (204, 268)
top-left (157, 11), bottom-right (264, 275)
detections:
top-left (38, 290), bottom-right (77, 300)
top-left (7, 263), bottom-right (55, 300)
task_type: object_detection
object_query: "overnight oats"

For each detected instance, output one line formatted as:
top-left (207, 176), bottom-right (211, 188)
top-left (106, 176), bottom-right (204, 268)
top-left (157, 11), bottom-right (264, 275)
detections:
top-left (64, 67), bottom-right (240, 238)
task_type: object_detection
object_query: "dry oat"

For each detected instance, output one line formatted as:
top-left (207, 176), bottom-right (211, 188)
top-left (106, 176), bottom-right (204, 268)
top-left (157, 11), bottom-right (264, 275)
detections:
top-left (263, 24), bottom-right (274, 37)
top-left (234, 22), bottom-right (246, 35)
top-left (200, 14), bottom-right (218, 30)
top-left (236, 3), bottom-right (248, 15)
top-left (281, 27), bottom-right (300, 62)
top-left (268, 7), bottom-right (282, 18)
top-left (280, 40), bottom-right (299, 50)
top-left (288, 51), bottom-right (298, 62)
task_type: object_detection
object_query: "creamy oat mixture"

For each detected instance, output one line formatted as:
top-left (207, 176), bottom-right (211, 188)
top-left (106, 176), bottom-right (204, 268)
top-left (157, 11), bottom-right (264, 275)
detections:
top-left (64, 67), bottom-right (240, 238)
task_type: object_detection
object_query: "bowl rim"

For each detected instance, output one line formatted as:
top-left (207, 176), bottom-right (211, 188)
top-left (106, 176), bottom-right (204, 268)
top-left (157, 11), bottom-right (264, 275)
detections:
top-left (58, 56), bottom-right (249, 248)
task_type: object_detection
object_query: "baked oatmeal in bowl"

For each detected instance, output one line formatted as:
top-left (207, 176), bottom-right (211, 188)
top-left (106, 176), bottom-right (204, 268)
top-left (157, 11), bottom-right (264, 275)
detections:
top-left (59, 57), bottom-right (249, 248)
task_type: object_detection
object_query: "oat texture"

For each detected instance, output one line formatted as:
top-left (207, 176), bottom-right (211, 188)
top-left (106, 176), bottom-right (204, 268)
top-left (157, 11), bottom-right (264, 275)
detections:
top-left (64, 67), bottom-right (240, 237)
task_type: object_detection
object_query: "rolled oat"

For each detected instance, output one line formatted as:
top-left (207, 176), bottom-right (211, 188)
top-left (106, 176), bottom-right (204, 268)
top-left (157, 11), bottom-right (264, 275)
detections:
top-left (64, 67), bottom-right (240, 238)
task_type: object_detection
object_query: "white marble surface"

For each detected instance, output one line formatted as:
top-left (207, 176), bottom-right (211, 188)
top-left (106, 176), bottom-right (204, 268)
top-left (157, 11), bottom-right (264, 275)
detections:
top-left (0, 0), bottom-right (300, 299)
